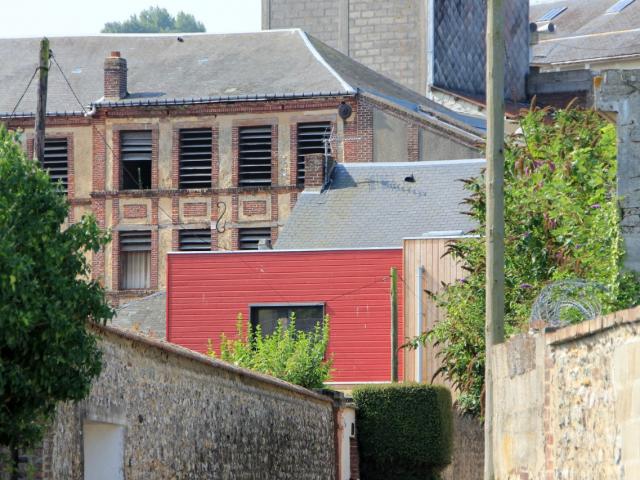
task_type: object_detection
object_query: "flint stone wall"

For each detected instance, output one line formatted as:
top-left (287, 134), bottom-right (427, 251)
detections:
top-left (493, 306), bottom-right (640, 480)
top-left (46, 324), bottom-right (336, 479)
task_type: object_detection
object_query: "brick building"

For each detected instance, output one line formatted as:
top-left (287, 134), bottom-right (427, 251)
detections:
top-left (0, 30), bottom-right (483, 303)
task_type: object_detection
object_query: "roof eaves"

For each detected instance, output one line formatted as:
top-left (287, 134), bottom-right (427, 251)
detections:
top-left (360, 90), bottom-right (485, 142)
top-left (92, 91), bottom-right (356, 109)
top-left (0, 110), bottom-right (85, 119)
top-left (297, 29), bottom-right (356, 94)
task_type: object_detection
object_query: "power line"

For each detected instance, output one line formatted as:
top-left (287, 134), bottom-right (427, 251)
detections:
top-left (9, 66), bottom-right (40, 119)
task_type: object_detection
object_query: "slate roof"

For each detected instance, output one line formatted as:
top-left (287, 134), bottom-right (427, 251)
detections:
top-left (274, 159), bottom-right (484, 250)
top-left (0, 29), bottom-right (484, 134)
top-left (530, 0), bottom-right (640, 67)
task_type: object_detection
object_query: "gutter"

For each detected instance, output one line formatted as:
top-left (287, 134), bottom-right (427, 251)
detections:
top-left (0, 91), bottom-right (356, 119)
top-left (93, 91), bottom-right (355, 109)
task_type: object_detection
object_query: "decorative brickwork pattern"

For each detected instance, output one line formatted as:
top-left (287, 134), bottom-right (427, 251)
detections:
top-left (243, 200), bottom-right (267, 216)
top-left (123, 204), bottom-right (148, 219)
top-left (183, 202), bottom-right (208, 217)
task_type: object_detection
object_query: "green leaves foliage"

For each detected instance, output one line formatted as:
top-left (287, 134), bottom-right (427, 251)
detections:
top-left (102, 7), bottom-right (206, 33)
top-left (407, 108), bottom-right (640, 417)
top-left (352, 384), bottom-right (453, 480)
top-left (208, 313), bottom-right (332, 389)
top-left (0, 126), bottom-right (113, 447)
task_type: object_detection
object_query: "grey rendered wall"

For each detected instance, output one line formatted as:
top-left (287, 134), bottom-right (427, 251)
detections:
top-left (419, 128), bottom-right (482, 161)
top-left (46, 326), bottom-right (336, 479)
top-left (373, 108), bottom-right (408, 162)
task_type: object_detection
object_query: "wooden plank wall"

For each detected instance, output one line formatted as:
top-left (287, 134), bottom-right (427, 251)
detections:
top-left (403, 238), bottom-right (466, 392)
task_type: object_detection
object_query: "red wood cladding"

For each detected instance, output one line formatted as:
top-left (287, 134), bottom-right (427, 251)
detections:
top-left (167, 248), bottom-right (404, 383)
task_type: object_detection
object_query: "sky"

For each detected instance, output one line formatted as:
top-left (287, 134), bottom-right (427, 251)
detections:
top-left (0, 0), bottom-right (262, 38)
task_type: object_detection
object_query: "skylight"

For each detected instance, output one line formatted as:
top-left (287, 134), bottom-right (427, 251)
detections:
top-left (538, 6), bottom-right (567, 21)
top-left (607, 0), bottom-right (636, 13)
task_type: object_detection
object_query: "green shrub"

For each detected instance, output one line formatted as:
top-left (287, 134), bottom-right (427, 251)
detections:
top-left (352, 383), bottom-right (453, 480)
top-left (208, 313), bottom-right (332, 389)
top-left (403, 107), bottom-right (640, 416)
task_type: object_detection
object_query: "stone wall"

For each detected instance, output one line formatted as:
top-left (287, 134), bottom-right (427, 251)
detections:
top-left (492, 306), bottom-right (640, 480)
top-left (15, 324), bottom-right (337, 479)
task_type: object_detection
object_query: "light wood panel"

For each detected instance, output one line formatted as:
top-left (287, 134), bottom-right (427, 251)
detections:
top-left (403, 238), bottom-right (466, 394)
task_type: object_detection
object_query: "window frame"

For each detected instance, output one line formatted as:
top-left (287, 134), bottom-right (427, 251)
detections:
top-left (42, 136), bottom-right (70, 194)
top-left (178, 228), bottom-right (212, 251)
top-left (237, 125), bottom-right (273, 187)
top-left (249, 303), bottom-right (326, 336)
top-left (120, 130), bottom-right (153, 191)
top-left (178, 127), bottom-right (213, 189)
top-left (296, 121), bottom-right (331, 185)
top-left (119, 230), bottom-right (152, 290)
top-left (238, 227), bottom-right (272, 250)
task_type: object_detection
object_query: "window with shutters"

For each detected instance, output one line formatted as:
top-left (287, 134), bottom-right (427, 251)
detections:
top-left (179, 128), bottom-right (212, 189)
top-left (42, 138), bottom-right (69, 193)
top-left (120, 131), bottom-right (152, 190)
top-left (179, 229), bottom-right (211, 251)
top-left (296, 122), bottom-right (330, 184)
top-left (238, 126), bottom-right (272, 187)
top-left (238, 228), bottom-right (271, 250)
top-left (120, 231), bottom-right (151, 289)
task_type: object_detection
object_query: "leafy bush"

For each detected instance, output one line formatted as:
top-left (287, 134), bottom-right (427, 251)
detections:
top-left (352, 383), bottom-right (453, 480)
top-left (208, 313), bottom-right (332, 389)
top-left (404, 107), bottom-right (640, 416)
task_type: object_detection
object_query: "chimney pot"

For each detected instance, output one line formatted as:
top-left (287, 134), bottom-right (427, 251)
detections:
top-left (110, 51), bottom-right (121, 58)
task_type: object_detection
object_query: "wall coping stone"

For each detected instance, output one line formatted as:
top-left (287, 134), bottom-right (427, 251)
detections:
top-left (545, 305), bottom-right (640, 346)
top-left (91, 322), bottom-right (334, 405)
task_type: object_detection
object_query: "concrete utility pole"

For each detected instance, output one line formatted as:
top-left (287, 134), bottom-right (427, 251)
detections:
top-left (485, 0), bottom-right (505, 479)
top-left (33, 37), bottom-right (50, 163)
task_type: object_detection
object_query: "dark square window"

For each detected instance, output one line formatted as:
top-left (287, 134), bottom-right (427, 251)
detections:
top-left (121, 131), bottom-right (152, 190)
top-left (238, 126), bottom-right (272, 187)
top-left (179, 229), bottom-right (211, 251)
top-left (179, 128), bottom-right (212, 189)
top-left (250, 304), bottom-right (325, 336)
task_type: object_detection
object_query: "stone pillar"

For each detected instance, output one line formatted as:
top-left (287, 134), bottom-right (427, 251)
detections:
top-left (595, 69), bottom-right (640, 272)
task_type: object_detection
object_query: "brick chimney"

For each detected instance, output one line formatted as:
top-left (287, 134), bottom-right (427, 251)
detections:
top-left (304, 154), bottom-right (325, 190)
top-left (104, 51), bottom-right (128, 100)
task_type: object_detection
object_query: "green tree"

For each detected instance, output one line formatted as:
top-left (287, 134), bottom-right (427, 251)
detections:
top-left (208, 313), bottom-right (332, 389)
top-left (0, 127), bottom-right (113, 454)
top-left (404, 107), bottom-right (640, 416)
top-left (102, 6), bottom-right (206, 33)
